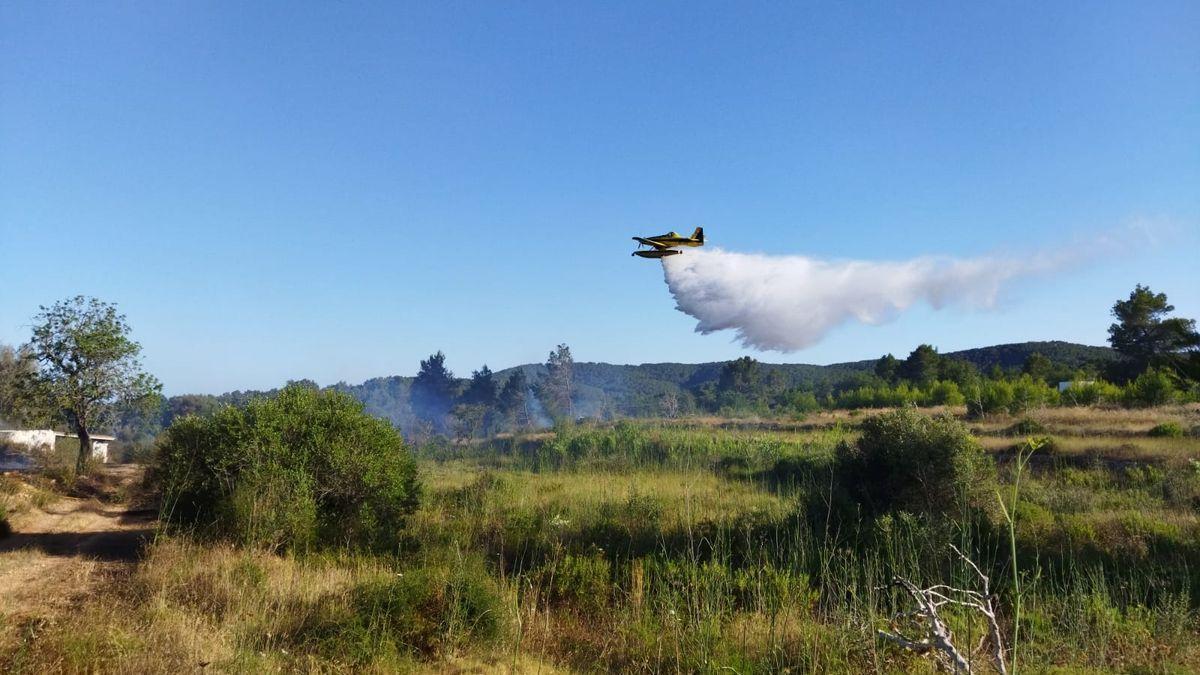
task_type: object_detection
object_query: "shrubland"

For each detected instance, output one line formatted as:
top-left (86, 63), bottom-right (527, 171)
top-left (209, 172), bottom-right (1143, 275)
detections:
top-left (154, 385), bottom-right (420, 551)
top-left (4, 398), bottom-right (1200, 672)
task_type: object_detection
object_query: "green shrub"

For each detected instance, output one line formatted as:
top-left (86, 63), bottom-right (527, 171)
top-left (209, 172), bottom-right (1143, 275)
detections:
top-left (0, 502), bottom-right (11, 539)
top-left (967, 379), bottom-right (1013, 417)
top-left (154, 385), bottom-right (421, 551)
top-left (1122, 369), bottom-right (1178, 407)
top-left (1009, 418), bottom-right (1047, 435)
top-left (1059, 380), bottom-right (1121, 405)
top-left (835, 408), bottom-right (994, 518)
top-left (349, 562), bottom-right (506, 655)
top-left (1148, 421), bottom-right (1185, 438)
top-left (1010, 374), bottom-right (1058, 413)
top-left (545, 552), bottom-right (611, 611)
top-left (291, 556), bottom-right (508, 662)
top-left (926, 380), bottom-right (965, 406)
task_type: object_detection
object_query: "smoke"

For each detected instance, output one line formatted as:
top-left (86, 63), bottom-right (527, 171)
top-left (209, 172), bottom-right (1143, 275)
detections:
top-left (661, 247), bottom-right (1066, 352)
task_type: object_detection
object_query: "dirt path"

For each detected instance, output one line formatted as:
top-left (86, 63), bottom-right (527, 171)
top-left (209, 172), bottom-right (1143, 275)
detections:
top-left (0, 466), bottom-right (155, 630)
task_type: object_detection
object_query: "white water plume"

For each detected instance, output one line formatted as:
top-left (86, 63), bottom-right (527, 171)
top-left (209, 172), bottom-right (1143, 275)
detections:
top-left (661, 247), bottom-right (1064, 352)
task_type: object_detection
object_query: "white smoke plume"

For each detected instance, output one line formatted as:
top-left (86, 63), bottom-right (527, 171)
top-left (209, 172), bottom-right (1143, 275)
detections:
top-left (661, 248), bottom-right (1063, 352)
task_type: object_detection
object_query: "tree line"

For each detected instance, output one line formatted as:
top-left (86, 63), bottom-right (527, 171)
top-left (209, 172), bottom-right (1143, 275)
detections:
top-left (1, 284), bottom-right (1195, 456)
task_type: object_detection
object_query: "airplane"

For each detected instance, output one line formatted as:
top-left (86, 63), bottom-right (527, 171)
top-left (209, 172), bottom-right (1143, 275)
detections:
top-left (631, 227), bottom-right (704, 258)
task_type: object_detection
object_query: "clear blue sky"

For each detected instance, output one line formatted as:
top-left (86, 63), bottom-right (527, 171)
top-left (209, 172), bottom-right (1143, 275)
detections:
top-left (2, 2), bottom-right (1197, 395)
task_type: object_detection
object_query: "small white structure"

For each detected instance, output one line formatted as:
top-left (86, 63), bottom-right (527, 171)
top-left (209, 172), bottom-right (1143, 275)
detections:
top-left (0, 429), bottom-right (114, 464)
top-left (1058, 380), bottom-right (1095, 392)
top-left (0, 429), bottom-right (56, 454)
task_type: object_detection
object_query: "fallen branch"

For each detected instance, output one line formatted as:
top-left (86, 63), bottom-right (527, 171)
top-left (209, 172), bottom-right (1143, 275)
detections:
top-left (876, 545), bottom-right (1007, 675)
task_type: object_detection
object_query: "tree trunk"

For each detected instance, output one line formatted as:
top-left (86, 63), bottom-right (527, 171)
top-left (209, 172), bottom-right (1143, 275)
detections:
top-left (74, 421), bottom-right (91, 475)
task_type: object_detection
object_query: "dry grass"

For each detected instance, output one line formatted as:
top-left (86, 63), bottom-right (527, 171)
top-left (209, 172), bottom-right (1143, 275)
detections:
top-left (5, 406), bottom-right (1200, 672)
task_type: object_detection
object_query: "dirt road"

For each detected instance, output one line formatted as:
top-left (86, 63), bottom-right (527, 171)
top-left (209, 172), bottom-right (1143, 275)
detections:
top-left (0, 466), bottom-right (155, 634)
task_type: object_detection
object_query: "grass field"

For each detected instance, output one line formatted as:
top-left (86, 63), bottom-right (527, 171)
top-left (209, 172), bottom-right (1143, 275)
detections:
top-left (2, 404), bottom-right (1199, 672)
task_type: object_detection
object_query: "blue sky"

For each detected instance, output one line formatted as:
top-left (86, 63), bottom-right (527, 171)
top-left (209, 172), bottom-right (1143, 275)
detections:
top-left (2, 2), bottom-right (1197, 395)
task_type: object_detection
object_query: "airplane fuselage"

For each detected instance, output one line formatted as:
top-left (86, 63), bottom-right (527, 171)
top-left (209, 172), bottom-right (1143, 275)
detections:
top-left (631, 227), bottom-right (704, 259)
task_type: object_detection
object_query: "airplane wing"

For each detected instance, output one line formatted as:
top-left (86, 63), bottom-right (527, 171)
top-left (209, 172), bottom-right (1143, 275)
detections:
top-left (632, 237), bottom-right (670, 250)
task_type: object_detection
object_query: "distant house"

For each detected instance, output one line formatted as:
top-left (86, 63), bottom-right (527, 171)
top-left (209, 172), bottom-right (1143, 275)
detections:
top-left (0, 429), bottom-right (114, 466)
top-left (1057, 380), bottom-right (1095, 392)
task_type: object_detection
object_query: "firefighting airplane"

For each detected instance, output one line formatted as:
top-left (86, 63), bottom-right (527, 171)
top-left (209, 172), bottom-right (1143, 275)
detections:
top-left (631, 227), bottom-right (705, 258)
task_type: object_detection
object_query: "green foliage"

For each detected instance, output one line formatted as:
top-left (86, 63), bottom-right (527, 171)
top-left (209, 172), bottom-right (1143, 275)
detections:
top-left (1148, 421), bottom-right (1185, 438)
top-left (835, 408), bottom-right (994, 518)
top-left (25, 296), bottom-right (161, 472)
top-left (459, 365), bottom-right (498, 406)
top-left (719, 356), bottom-right (765, 394)
top-left (925, 380), bottom-right (965, 406)
top-left (155, 385), bottom-right (420, 551)
top-left (540, 344), bottom-right (576, 420)
top-left (290, 555), bottom-right (507, 662)
top-left (874, 353), bottom-right (898, 383)
top-left (1108, 284), bottom-right (1200, 380)
top-left (0, 343), bottom-right (48, 427)
top-left (1058, 379), bottom-right (1121, 406)
top-left (410, 351), bottom-right (458, 434)
top-left (1122, 368), bottom-right (1178, 407)
top-left (965, 375), bottom-right (1059, 417)
top-left (1009, 418), bottom-right (1047, 435)
top-left (900, 344), bottom-right (941, 386)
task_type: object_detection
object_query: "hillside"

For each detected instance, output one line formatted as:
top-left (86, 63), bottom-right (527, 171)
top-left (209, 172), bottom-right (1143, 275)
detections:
top-left (182, 340), bottom-right (1113, 431)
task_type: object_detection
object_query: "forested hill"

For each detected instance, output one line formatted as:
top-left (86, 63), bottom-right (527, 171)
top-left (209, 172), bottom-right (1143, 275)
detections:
top-left (177, 341), bottom-right (1114, 430)
top-left (555, 340), bottom-right (1115, 417)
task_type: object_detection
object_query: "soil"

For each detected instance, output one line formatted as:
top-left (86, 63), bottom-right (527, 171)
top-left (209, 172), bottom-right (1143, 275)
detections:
top-left (0, 465), bottom-right (155, 630)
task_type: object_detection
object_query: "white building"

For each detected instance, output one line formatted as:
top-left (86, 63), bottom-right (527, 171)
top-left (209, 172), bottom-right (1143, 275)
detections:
top-left (1057, 380), bottom-right (1095, 392)
top-left (0, 429), bottom-right (114, 465)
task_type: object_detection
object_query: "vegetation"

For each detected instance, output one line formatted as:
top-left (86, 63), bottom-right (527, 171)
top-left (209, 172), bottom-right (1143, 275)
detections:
top-left (154, 385), bottom-right (420, 551)
top-left (5, 403), bottom-right (1200, 671)
top-left (2, 285), bottom-right (1199, 671)
top-left (1108, 284), bottom-right (1200, 382)
top-left (23, 296), bottom-right (160, 472)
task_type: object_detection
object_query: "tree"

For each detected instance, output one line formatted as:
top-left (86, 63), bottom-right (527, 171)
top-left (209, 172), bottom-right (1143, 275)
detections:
top-left (1107, 285), bottom-right (1200, 381)
top-left (409, 351), bottom-right (458, 434)
top-left (460, 365), bottom-right (498, 406)
top-left (496, 370), bottom-right (530, 431)
top-left (937, 358), bottom-right (979, 389)
top-left (900, 344), bottom-right (941, 386)
top-left (874, 354), bottom-right (899, 384)
top-left (542, 344), bottom-right (575, 420)
top-left (718, 356), bottom-right (762, 394)
top-left (1022, 352), bottom-right (1053, 384)
top-left (0, 343), bottom-right (48, 427)
top-left (659, 391), bottom-right (681, 419)
top-left (25, 297), bottom-right (160, 473)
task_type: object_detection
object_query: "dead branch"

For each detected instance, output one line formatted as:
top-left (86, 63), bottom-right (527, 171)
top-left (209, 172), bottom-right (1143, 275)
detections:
top-left (876, 545), bottom-right (1008, 675)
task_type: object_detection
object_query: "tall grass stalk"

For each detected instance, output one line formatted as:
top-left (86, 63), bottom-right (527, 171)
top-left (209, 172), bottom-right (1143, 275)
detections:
top-left (996, 436), bottom-right (1043, 675)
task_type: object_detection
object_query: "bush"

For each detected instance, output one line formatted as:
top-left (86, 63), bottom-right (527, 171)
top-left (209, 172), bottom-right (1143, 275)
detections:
top-left (154, 385), bottom-right (421, 551)
top-left (835, 408), bottom-right (994, 518)
top-left (0, 502), bottom-right (11, 539)
top-left (1059, 380), bottom-right (1121, 406)
top-left (967, 379), bottom-right (1013, 417)
top-left (1009, 418), bottom-right (1047, 435)
top-left (1122, 369), bottom-right (1178, 407)
top-left (1148, 422), bottom-right (1185, 438)
top-left (925, 380), bottom-right (965, 407)
top-left (1010, 374), bottom-right (1058, 413)
top-left (291, 556), bottom-right (508, 661)
top-left (348, 561), bottom-right (506, 655)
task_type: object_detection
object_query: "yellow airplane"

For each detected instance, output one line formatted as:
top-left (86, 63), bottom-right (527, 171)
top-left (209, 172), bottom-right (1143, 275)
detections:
top-left (632, 227), bottom-right (704, 258)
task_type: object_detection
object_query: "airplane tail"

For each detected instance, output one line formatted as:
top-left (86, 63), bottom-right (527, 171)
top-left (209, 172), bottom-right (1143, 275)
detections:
top-left (692, 227), bottom-right (704, 243)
